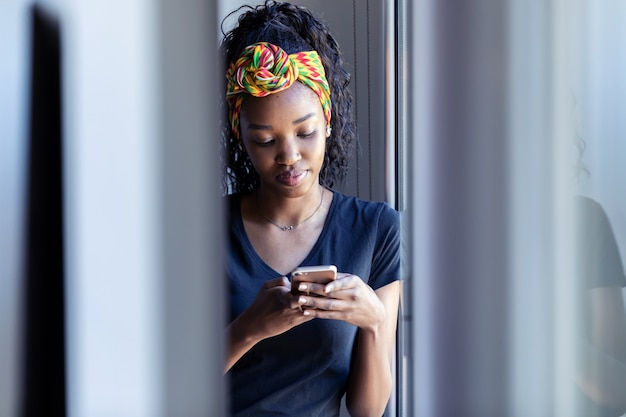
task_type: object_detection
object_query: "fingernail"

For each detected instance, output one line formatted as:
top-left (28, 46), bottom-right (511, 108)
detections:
top-left (325, 285), bottom-right (333, 293)
top-left (299, 283), bottom-right (307, 291)
top-left (303, 310), bottom-right (311, 316)
top-left (299, 296), bottom-right (307, 304)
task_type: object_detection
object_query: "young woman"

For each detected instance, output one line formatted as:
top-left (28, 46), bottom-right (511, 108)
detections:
top-left (220, 2), bottom-right (401, 416)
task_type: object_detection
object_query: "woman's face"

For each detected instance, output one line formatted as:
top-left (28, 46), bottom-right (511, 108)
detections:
top-left (239, 81), bottom-right (328, 198)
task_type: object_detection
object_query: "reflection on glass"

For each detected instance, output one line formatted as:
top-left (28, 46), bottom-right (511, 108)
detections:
top-left (574, 196), bottom-right (626, 417)
top-left (571, 2), bottom-right (626, 415)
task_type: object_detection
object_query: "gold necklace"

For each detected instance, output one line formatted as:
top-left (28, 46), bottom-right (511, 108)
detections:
top-left (256, 189), bottom-right (324, 231)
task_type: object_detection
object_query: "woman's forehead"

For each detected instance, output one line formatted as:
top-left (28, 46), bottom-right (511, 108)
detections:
top-left (241, 82), bottom-right (324, 120)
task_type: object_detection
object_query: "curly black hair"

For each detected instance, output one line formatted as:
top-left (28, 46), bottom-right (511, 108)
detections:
top-left (219, 0), bottom-right (357, 194)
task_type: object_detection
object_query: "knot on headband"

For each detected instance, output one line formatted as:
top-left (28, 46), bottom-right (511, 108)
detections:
top-left (228, 42), bottom-right (296, 97)
top-left (226, 42), bottom-right (332, 139)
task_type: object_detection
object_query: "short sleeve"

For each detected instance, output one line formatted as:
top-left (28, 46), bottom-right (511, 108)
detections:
top-left (368, 203), bottom-right (401, 290)
top-left (576, 196), bottom-right (626, 289)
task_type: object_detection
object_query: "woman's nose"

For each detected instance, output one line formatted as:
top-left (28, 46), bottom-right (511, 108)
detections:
top-left (276, 139), bottom-right (301, 165)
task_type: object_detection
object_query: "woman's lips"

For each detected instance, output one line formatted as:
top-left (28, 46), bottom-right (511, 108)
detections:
top-left (276, 170), bottom-right (307, 186)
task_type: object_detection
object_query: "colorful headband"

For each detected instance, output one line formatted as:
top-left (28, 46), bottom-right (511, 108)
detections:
top-left (226, 42), bottom-right (332, 139)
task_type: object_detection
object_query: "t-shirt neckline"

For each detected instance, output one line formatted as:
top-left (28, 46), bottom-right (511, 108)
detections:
top-left (235, 188), bottom-right (338, 277)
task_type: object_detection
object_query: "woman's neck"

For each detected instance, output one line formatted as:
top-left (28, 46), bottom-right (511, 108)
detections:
top-left (255, 185), bottom-right (326, 229)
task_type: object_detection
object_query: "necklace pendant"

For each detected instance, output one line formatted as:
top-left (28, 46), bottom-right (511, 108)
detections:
top-left (281, 225), bottom-right (295, 231)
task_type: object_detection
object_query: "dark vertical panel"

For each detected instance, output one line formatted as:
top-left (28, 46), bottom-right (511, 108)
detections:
top-left (352, 0), bottom-right (370, 198)
top-left (352, 0), bottom-right (387, 202)
top-left (21, 5), bottom-right (66, 417)
top-left (364, 0), bottom-right (387, 202)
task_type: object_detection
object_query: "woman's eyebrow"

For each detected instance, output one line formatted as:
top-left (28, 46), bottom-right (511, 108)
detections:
top-left (247, 123), bottom-right (272, 130)
top-left (293, 113), bottom-right (316, 125)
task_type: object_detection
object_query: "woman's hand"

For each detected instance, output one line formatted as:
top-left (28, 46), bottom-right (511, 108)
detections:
top-left (295, 273), bottom-right (387, 332)
top-left (298, 273), bottom-right (386, 330)
top-left (225, 276), bottom-right (312, 373)
top-left (239, 276), bottom-right (313, 339)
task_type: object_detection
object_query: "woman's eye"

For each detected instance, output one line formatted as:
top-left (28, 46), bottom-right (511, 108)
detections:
top-left (255, 139), bottom-right (274, 147)
top-left (298, 130), bottom-right (316, 138)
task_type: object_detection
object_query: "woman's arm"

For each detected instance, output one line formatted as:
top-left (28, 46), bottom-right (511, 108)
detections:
top-left (345, 281), bottom-right (400, 417)
top-left (575, 286), bottom-right (626, 414)
top-left (299, 277), bottom-right (400, 417)
top-left (225, 276), bottom-right (313, 373)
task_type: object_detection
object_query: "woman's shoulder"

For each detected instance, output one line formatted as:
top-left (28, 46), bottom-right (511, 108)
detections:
top-left (330, 190), bottom-right (399, 224)
top-left (332, 190), bottom-right (396, 210)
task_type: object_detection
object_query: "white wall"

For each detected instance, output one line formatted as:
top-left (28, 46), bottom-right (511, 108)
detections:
top-left (63, 0), bottom-right (162, 414)
top-left (63, 0), bottom-right (225, 415)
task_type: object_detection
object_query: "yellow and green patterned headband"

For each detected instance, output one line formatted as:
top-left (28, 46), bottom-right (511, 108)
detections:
top-left (226, 42), bottom-right (332, 140)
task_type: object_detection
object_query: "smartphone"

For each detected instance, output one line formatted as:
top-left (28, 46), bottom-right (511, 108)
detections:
top-left (291, 265), bottom-right (337, 296)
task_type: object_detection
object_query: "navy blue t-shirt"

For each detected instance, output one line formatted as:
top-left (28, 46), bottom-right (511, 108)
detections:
top-left (226, 190), bottom-right (400, 417)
